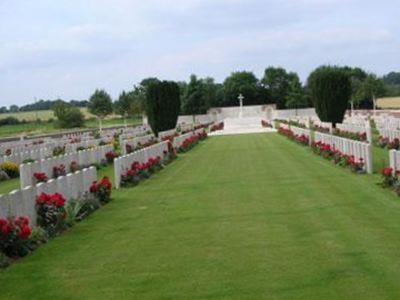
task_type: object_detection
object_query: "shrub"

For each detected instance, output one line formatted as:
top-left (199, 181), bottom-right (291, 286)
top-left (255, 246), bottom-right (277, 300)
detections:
top-left (53, 101), bottom-right (85, 128)
top-left (52, 146), bottom-right (65, 157)
top-left (53, 164), bottom-right (66, 178)
top-left (22, 158), bottom-right (36, 164)
top-left (0, 216), bottom-right (32, 258)
top-left (145, 80), bottom-right (181, 136)
top-left (307, 66), bottom-right (352, 126)
top-left (381, 167), bottom-right (396, 188)
top-left (90, 177), bottom-right (112, 204)
top-left (1, 161), bottom-right (19, 178)
top-left (36, 193), bottom-right (67, 237)
top-left (105, 151), bottom-right (119, 164)
top-left (0, 116), bottom-right (20, 126)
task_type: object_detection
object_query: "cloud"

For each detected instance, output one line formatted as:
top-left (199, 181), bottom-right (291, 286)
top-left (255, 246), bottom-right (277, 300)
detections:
top-left (0, 0), bottom-right (399, 105)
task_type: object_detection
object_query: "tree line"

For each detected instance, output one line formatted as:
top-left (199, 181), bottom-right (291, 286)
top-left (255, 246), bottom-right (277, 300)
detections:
top-left (2, 67), bottom-right (400, 116)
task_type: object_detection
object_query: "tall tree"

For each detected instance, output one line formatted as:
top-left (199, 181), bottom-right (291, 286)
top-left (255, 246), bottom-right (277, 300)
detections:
top-left (353, 74), bottom-right (386, 108)
top-left (261, 67), bottom-right (299, 109)
top-left (223, 71), bottom-right (264, 106)
top-left (53, 100), bottom-right (85, 128)
top-left (307, 66), bottom-right (352, 127)
top-left (182, 75), bottom-right (204, 115)
top-left (88, 89), bottom-right (113, 131)
top-left (383, 72), bottom-right (400, 85)
top-left (285, 77), bottom-right (308, 112)
top-left (145, 81), bottom-right (181, 136)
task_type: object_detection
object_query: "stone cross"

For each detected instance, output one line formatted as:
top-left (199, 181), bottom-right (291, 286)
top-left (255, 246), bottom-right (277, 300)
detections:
top-left (238, 94), bottom-right (244, 118)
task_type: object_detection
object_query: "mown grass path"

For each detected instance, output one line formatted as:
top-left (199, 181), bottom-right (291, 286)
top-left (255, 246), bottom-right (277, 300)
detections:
top-left (1, 133), bottom-right (400, 299)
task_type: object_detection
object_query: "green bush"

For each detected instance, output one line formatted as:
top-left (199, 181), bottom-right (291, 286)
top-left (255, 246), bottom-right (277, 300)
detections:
top-left (145, 80), bottom-right (181, 136)
top-left (0, 116), bottom-right (20, 126)
top-left (307, 66), bottom-right (352, 126)
top-left (53, 101), bottom-right (85, 128)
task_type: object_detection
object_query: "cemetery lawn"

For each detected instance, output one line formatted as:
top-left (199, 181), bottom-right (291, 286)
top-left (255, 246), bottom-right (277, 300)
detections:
top-left (2, 133), bottom-right (400, 299)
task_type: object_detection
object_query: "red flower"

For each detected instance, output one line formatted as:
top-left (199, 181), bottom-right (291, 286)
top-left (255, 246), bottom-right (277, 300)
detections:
top-left (90, 181), bottom-right (99, 193)
top-left (382, 167), bottom-right (393, 177)
top-left (1, 222), bottom-right (13, 235)
top-left (34, 172), bottom-right (48, 182)
top-left (19, 225), bottom-right (32, 239)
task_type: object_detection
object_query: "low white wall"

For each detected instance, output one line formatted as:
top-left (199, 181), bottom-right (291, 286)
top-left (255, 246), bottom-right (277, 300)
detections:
top-left (314, 132), bottom-right (373, 173)
top-left (121, 134), bottom-right (156, 155)
top-left (20, 144), bottom-right (113, 189)
top-left (114, 141), bottom-right (169, 189)
top-left (0, 166), bottom-right (97, 226)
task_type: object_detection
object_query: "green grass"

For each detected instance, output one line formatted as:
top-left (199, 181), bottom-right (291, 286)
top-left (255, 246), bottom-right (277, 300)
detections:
top-left (1, 134), bottom-right (400, 299)
top-left (0, 178), bottom-right (19, 195)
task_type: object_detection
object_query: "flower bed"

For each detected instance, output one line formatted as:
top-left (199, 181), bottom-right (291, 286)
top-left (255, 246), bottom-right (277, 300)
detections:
top-left (0, 161), bottom-right (19, 178)
top-left (277, 127), bottom-right (309, 146)
top-left (377, 136), bottom-right (399, 150)
top-left (0, 216), bottom-right (33, 259)
top-left (53, 164), bottom-right (67, 178)
top-left (311, 141), bottom-right (365, 173)
top-left (105, 150), bottom-right (119, 164)
top-left (333, 128), bottom-right (367, 142)
top-left (120, 156), bottom-right (164, 187)
top-left (380, 167), bottom-right (400, 197)
top-left (177, 132), bottom-right (207, 153)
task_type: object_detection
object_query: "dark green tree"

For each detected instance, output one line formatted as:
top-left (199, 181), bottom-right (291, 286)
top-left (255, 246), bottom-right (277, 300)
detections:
top-left (285, 77), bottom-right (308, 112)
top-left (223, 71), bottom-right (264, 106)
top-left (261, 67), bottom-right (299, 109)
top-left (88, 89), bottom-right (113, 130)
top-left (307, 66), bottom-right (352, 127)
top-left (383, 72), bottom-right (400, 85)
top-left (9, 105), bottom-right (19, 112)
top-left (145, 81), bottom-right (181, 136)
top-left (353, 74), bottom-right (386, 108)
top-left (53, 101), bottom-right (85, 128)
top-left (182, 75), bottom-right (207, 115)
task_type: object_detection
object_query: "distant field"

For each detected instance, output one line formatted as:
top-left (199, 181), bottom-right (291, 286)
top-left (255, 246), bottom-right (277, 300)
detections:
top-left (376, 97), bottom-right (400, 109)
top-left (0, 108), bottom-right (122, 122)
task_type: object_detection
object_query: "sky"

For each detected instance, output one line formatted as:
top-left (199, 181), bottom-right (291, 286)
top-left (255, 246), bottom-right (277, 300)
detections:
top-left (0, 0), bottom-right (399, 106)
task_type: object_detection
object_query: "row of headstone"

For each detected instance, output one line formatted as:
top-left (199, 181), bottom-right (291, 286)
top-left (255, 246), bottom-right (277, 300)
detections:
top-left (0, 147), bottom-right (53, 165)
top-left (178, 123), bottom-right (194, 133)
top-left (172, 128), bottom-right (205, 149)
top-left (375, 116), bottom-right (400, 130)
top-left (0, 167), bottom-right (97, 226)
top-left (118, 126), bottom-right (152, 147)
top-left (158, 129), bottom-right (177, 140)
top-left (336, 122), bottom-right (372, 142)
top-left (314, 131), bottom-right (373, 173)
top-left (0, 124), bottom-right (144, 156)
top-left (379, 128), bottom-right (400, 142)
top-left (64, 137), bottom-right (113, 153)
top-left (290, 126), bottom-right (312, 146)
top-left (19, 144), bottom-right (113, 189)
top-left (114, 141), bottom-right (169, 189)
top-left (121, 134), bottom-right (156, 155)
